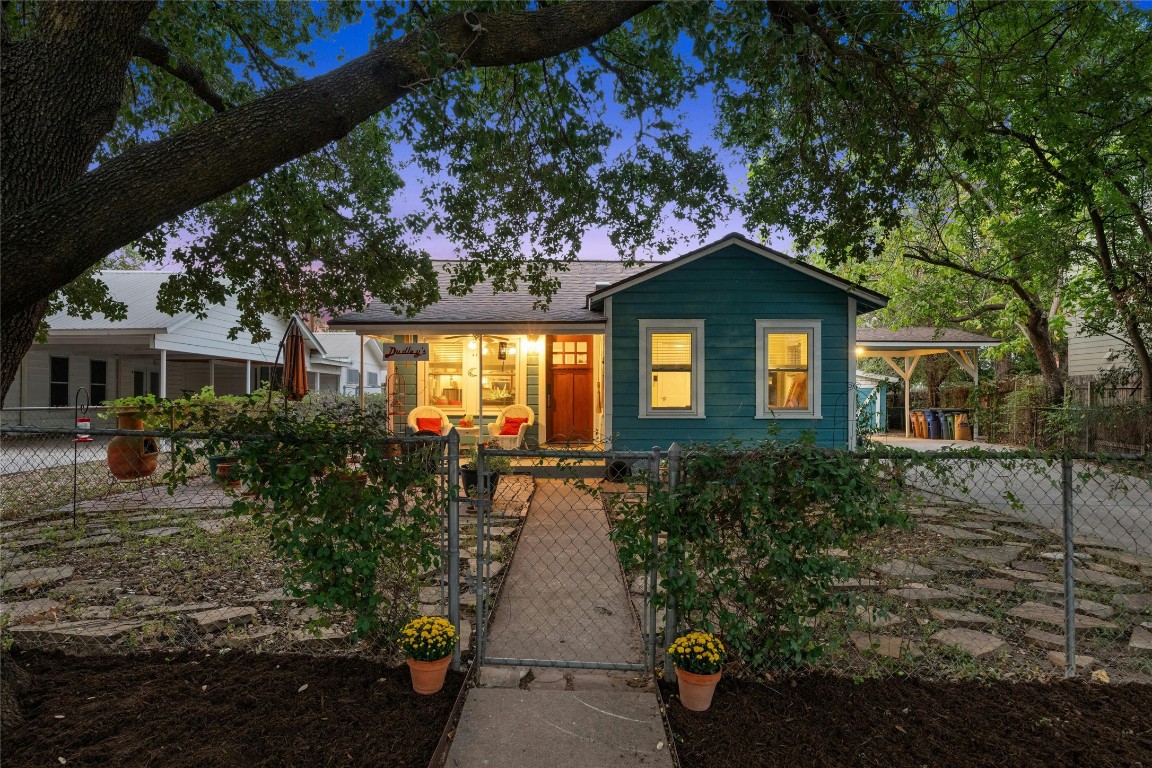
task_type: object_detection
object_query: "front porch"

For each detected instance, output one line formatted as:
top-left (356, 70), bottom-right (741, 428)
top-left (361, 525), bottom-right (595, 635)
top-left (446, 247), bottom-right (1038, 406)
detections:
top-left (380, 332), bottom-right (609, 447)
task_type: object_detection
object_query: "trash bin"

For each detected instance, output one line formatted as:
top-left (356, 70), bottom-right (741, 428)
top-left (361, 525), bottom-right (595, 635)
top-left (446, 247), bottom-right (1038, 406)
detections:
top-left (910, 410), bottom-right (924, 438)
top-left (914, 410), bottom-right (928, 439)
top-left (955, 410), bottom-right (973, 441)
top-left (926, 409), bottom-right (942, 439)
top-left (941, 409), bottom-right (961, 440)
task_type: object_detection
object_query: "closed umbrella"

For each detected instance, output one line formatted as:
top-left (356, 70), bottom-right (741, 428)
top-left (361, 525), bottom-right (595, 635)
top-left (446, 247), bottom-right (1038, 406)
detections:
top-left (283, 321), bottom-right (309, 402)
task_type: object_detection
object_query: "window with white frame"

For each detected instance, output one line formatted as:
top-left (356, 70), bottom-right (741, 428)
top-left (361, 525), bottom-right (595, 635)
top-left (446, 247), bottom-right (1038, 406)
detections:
top-left (640, 319), bottom-right (704, 418)
top-left (756, 319), bottom-right (821, 418)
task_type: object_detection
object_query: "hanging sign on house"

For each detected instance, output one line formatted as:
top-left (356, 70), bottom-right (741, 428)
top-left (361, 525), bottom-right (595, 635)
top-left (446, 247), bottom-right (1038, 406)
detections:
top-left (383, 343), bottom-right (430, 361)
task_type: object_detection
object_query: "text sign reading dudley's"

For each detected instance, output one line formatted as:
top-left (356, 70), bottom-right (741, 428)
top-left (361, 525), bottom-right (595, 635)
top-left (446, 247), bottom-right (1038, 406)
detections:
top-left (383, 343), bottom-right (430, 361)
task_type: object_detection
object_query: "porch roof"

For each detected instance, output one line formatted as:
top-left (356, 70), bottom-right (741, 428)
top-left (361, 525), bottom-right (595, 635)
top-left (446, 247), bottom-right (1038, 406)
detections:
top-left (329, 260), bottom-right (650, 334)
top-left (855, 327), bottom-right (1001, 354)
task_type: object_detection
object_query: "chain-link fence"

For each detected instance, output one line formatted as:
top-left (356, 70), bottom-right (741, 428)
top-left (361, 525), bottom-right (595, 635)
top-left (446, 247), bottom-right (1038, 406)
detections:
top-left (472, 447), bottom-right (661, 681)
top-left (635, 446), bottom-right (1152, 683)
top-left (1, 417), bottom-right (454, 660)
top-left (4, 413), bottom-right (1150, 684)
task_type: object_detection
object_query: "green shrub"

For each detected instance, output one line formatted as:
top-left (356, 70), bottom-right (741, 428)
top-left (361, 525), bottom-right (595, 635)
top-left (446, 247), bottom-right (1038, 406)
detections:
top-left (176, 403), bottom-right (443, 646)
top-left (613, 440), bottom-right (907, 671)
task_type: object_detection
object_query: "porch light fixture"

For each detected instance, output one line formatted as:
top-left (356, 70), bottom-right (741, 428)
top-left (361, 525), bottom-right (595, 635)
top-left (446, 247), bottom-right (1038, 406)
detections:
top-left (855, 346), bottom-right (865, 357)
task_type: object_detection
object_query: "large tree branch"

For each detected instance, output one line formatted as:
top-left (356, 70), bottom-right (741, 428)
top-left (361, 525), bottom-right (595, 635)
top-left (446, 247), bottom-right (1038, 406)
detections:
top-left (133, 34), bottom-right (230, 113)
top-left (1, 1), bottom-right (657, 313)
top-left (945, 303), bottom-right (1007, 324)
top-left (902, 246), bottom-right (1046, 319)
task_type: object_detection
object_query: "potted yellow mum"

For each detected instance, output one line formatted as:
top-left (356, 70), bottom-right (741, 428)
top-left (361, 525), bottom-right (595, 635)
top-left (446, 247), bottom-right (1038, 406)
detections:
top-left (667, 630), bottom-right (725, 711)
top-left (400, 616), bottom-right (457, 695)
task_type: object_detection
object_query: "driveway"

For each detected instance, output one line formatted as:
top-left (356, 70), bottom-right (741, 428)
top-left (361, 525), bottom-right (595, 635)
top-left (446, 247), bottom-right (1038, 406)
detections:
top-left (872, 435), bottom-right (1152, 557)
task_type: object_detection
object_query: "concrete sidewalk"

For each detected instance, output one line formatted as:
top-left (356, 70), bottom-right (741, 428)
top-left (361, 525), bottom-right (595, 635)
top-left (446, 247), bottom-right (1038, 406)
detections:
top-left (446, 479), bottom-right (673, 767)
top-left (485, 479), bottom-right (641, 665)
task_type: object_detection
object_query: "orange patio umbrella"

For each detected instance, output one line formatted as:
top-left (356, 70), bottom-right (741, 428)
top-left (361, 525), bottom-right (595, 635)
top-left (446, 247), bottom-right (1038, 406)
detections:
top-left (282, 320), bottom-right (309, 402)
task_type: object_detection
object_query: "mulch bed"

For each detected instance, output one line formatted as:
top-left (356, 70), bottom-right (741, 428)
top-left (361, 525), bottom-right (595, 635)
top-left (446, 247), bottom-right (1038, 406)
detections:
top-left (664, 675), bottom-right (1152, 768)
top-left (4, 649), bottom-right (463, 767)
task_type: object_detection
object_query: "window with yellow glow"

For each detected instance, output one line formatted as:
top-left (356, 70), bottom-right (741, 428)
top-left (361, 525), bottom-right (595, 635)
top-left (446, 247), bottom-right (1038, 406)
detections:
top-left (640, 319), bottom-right (704, 418)
top-left (650, 333), bottom-right (694, 410)
top-left (765, 332), bottom-right (809, 409)
top-left (756, 320), bottom-right (821, 419)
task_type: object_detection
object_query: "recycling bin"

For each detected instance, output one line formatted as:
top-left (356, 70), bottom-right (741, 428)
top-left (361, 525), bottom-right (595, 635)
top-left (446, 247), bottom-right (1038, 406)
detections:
top-left (926, 409), bottom-right (942, 439)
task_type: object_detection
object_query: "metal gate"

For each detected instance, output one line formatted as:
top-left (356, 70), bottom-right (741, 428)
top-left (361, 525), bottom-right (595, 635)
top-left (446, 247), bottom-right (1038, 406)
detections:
top-left (462, 445), bottom-right (668, 673)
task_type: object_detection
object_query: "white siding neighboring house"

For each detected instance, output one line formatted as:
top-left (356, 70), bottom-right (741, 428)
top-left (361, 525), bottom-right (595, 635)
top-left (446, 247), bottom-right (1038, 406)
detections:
top-left (1066, 314), bottom-right (1129, 379)
top-left (3, 271), bottom-right (353, 424)
top-left (311, 333), bottom-right (386, 395)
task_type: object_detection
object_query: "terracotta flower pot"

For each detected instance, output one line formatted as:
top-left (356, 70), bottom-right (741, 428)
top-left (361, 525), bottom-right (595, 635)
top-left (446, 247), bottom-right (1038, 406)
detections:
top-left (107, 411), bottom-right (158, 480)
top-left (407, 655), bottom-right (451, 695)
top-left (675, 667), bottom-right (721, 712)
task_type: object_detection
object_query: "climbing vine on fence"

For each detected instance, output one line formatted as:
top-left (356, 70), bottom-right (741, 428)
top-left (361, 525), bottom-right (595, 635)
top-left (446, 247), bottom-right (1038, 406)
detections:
top-left (174, 403), bottom-right (445, 648)
top-left (612, 441), bottom-right (909, 671)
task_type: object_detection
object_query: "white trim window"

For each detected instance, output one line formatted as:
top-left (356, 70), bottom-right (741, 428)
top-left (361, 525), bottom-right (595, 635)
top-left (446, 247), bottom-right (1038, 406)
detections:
top-left (639, 319), bottom-right (705, 419)
top-left (756, 319), bottom-right (822, 419)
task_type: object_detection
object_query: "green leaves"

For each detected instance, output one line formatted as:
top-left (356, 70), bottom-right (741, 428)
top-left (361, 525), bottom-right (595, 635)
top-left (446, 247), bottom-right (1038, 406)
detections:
top-left (171, 399), bottom-right (445, 647)
top-left (613, 440), bottom-right (906, 672)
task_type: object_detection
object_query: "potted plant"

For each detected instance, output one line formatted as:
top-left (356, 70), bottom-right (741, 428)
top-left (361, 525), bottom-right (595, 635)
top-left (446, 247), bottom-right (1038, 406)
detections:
top-left (461, 447), bottom-right (512, 499)
top-left (102, 394), bottom-right (162, 480)
top-left (399, 616), bottom-right (457, 694)
top-left (667, 630), bottom-right (725, 712)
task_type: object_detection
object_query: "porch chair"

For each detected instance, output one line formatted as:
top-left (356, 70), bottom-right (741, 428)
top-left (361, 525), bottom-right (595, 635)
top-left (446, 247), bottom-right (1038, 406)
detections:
top-left (486, 404), bottom-right (535, 449)
top-left (407, 405), bottom-right (452, 436)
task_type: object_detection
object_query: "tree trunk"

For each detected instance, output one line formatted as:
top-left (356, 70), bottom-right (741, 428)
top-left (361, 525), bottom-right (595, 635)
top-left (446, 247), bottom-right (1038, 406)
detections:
top-left (0, 1), bottom-right (656, 400)
top-left (1016, 310), bottom-right (1065, 405)
top-left (1, 1), bottom-right (155, 398)
top-left (1088, 209), bottom-right (1152, 404)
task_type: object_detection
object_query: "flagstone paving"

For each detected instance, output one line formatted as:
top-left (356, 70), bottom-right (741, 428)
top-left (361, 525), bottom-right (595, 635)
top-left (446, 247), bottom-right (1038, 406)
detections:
top-left (1130, 627), bottom-right (1152, 656)
top-left (1006, 602), bottom-right (1120, 635)
top-left (921, 524), bottom-right (994, 542)
top-left (929, 608), bottom-right (995, 629)
top-left (953, 545), bottom-right (1028, 566)
top-left (930, 628), bottom-right (1009, 659)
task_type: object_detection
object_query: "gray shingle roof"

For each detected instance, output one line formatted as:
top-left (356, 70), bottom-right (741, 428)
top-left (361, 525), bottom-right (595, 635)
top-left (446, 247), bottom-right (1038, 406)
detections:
top-left (330, 261), bottom-right (649, 328)
top-left (857, 327), bottom-right (1000, 345)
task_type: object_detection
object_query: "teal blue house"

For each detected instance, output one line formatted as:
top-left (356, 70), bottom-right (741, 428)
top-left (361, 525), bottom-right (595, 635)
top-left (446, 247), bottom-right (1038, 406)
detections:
top-left (589, 235), bottom-right (887, 449)
top-left (331, 234), bottom-right (887, 449)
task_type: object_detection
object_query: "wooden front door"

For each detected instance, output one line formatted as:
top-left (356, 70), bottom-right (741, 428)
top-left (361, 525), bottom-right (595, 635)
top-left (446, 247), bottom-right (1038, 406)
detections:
top-left (546, 335), bottom-right (594, 443)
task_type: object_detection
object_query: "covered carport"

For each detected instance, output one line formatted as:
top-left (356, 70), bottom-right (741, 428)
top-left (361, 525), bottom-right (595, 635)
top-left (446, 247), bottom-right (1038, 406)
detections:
top-left (855, 327), bottom-right (1000, 438)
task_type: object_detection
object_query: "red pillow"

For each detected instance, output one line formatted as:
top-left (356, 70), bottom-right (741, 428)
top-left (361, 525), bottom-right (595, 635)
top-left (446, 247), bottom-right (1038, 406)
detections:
top-left (416, 417), bottom-right (443, 433)
top-left (500, 417), bottom-right (528, 436)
